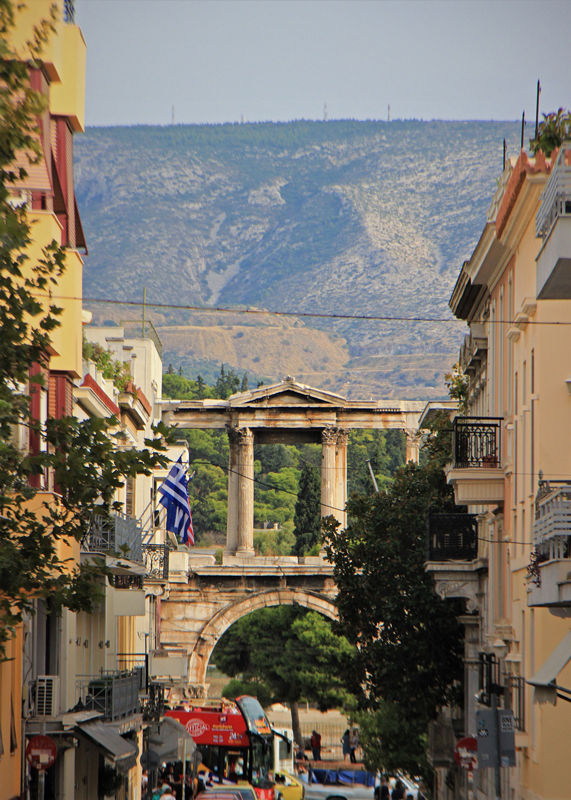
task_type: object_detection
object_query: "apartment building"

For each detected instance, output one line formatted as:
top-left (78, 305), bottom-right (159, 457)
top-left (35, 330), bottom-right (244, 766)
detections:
top-left (427, 144), bottom-right (571, 800)
top-left (1, 2), bottom-right (87, 798)
top-left (1, 4), bottom-right (185, 798)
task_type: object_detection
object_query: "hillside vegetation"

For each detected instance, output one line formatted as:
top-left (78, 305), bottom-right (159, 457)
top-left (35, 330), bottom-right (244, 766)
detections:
top-left (75, 119), bottom-right (521, 398)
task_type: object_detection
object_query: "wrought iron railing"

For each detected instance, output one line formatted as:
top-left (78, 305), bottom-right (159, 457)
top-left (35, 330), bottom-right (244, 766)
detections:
top-left (63, 0), bottom-right (75, 23)
top-left (82, 511), bottom-right (143, 564)
top-left (453, 417), bottom-right (502, 468)
top-left (141, 682), bottom-right (165, 722)
top-left (426, 513), bottom-right (479, 561)
top-left (536, 147), bottom-right (571, 239)
top-left (478, 652), bottom-right (502, 707)
top-left (76, 669), bottom-right (141, 721)
top-left (143, 544), bottom-right (170, 581)
top-left (505, 676), bottom-right (525, 732)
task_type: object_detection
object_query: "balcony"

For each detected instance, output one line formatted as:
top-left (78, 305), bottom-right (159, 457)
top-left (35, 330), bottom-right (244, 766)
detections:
top-left (527, 481), bottom-right (571, 608)
top-left (76, 669), bottom-right (141, 721)
top-left (141, 682), bottom-right (166, 722)
top-left (536, 147), bottom-right (571, 299)
top-left (505, 676), bottom-right (526, 732)
top-left (143, 543), bottom-right (170, 581)
top-left (427, 512), bottom-right (479, 561)
top-left (446, 417), bottom-right (504, 505)
top-left (426, 513), bottom-right (485, 613)
top-left (81, 511), bottom-right (143, 566)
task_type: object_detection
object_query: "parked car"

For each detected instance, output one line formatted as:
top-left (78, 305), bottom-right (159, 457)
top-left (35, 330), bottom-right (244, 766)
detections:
top-left (302, 768), bottom-right (376, 800)
top-left (275, 771), bottom-right (305, 800)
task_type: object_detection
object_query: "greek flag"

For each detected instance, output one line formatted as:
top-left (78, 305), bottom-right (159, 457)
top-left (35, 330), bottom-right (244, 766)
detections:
top-left (158, 456), bottom-right (194, 545)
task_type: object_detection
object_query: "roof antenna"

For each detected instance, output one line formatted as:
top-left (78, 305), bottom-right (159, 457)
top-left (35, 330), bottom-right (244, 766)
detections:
top-left (503, 138), bottom-right (506, 170)
top-left (521, 111), bottom-right (525, 151)
top-left (324, 102), bottom-right (328, 122)
top-left (535, 80), bottom-right (541, 139)
top-left (172, 105), bottom-right (175, 126)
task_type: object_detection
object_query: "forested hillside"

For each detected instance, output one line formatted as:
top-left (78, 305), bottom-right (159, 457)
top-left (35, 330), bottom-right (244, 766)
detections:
top-left (75, 119), bottom-right (521, 398)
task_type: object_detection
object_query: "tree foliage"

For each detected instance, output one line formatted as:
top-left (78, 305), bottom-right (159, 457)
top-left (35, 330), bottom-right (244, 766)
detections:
top-left (530, 108), bottom-right (571, 157)
top-left (323, 414), bottom-right (464, 779)
top-left (214, 606), bottom-right (356, 745)
top-left (292, 462), bottom-right (321, 555)
top-left (0, 2), bottom-right (173, 655)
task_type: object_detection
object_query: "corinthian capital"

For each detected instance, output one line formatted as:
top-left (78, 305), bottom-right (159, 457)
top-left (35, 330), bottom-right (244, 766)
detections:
top-left (226, 425), bottom-right (254, 446)
top-left (322, 427), bottom-right (338, 445)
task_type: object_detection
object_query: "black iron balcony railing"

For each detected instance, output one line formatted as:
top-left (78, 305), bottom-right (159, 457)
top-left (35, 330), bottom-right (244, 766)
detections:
top-left (143, 544), bottom-right (170, 581)
top-left (82, 511), bottom-right (143, 564)
top-left (76, 669), bottom-right (141, 721)
top-left (453, 417), bottom-right (502, 468)
top-left (505, 676), bottom-right (526, 732)
top-left (141, 682), bottom-right (165, 722)
top-left (478, 652), bottom-right (502, 707)
top-left (426, 513), bottom-right (478, 561)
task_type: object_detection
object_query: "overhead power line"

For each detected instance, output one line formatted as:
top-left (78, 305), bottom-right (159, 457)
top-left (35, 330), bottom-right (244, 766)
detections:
top-left (32, 293), bottom-right (571, 326)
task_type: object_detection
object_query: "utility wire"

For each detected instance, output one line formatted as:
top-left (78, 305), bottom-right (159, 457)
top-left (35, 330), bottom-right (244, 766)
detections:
top-left (31, 293), bottom-right (571, 326)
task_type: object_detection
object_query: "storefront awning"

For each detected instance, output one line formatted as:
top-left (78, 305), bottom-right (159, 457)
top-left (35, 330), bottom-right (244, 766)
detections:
top-left (78, 720), bottom-right (138, 768)
top-left (148, 717), bottom-right (195, 763)
top-left (527, 630), bottom-right (571, 705)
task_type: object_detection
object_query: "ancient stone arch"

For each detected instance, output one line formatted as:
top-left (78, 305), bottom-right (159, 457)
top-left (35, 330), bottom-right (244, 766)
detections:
top-left (187, 588), bottom-right (338, 687)
top-left (159, 379), bottom-right (424, 697)
top-left (162, 377), bottom-right (424, 557)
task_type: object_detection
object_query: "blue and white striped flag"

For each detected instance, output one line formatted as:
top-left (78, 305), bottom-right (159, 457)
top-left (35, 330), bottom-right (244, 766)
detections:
top-left (158, 456), bottom-right (194, 545)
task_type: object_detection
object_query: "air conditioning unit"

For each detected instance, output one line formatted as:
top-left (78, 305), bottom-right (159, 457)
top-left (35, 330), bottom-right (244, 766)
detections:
top-left (36, 676), bottom-right (60, 717)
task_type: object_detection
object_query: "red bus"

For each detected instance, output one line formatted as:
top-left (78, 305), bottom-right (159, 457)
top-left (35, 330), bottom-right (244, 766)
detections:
top-left (166, 696), bottom-right (276, 800)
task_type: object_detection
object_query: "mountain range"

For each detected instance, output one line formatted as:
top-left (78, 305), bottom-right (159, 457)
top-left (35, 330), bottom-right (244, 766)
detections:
top-left (74, 119), bottom-right (521, 399)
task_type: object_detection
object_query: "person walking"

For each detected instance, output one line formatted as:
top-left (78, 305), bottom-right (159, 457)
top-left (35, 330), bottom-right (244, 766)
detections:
top-left (341, 729), bottom-right (351, 762)
top-left (391, 780), bottom-right (405, 800)
top-left (310, 730), bottom-right (322, 761)
top-left (349, 728), bottom-right (359, 764)
top-left (374, 777), bottom-right (390, 800)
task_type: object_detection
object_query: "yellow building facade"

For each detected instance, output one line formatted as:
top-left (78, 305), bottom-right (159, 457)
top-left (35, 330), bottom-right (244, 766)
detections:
top-left (429, 144), bottom-right (571, 800)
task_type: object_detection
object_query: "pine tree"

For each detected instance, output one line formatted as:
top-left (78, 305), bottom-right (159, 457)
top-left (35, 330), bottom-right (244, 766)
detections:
top-left (240, 372), bottom-right (248, 392)
top-left (292, 462), bottom-right (321, 555)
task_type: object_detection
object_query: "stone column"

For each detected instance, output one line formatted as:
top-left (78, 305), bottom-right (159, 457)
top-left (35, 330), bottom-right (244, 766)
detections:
top-left (405, 428), bottom-right (421, 464)
top-left (225, 427), bottom-right (239, 555)
top-left (321, 428), bottom-right (338, 521)
top-left (335, 429), bottom-right (349, 529)
top-left (236, 427), bottom-right (255, 557)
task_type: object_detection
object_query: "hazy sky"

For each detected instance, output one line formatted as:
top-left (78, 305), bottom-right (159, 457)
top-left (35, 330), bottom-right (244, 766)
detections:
top-left (76, 0), bottom-right (571, 127)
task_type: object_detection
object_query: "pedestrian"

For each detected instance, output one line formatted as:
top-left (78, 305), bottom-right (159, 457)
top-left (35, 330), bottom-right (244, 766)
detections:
top-left (161, 785), bottom-right (176, 800)
top-left (341, 729), bottom-right (351, 762)
top-left (310, 729), bottom-right (322, 761)
top-left (374, 777), bottom-right (390, 800)
top-left (349, 728), bottom-right (359, 764)
top-left (391, 779), bottom-right (405, 800)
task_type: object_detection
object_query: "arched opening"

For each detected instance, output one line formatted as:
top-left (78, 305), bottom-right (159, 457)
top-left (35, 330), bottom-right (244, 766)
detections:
top-left (188, 588), bottom-right (337, 686)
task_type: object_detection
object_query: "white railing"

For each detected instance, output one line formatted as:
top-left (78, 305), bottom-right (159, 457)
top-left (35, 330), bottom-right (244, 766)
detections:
top-left (534, 485), bottom-right (571, 547)
top-left (536, 147), bottom-right (571, 239)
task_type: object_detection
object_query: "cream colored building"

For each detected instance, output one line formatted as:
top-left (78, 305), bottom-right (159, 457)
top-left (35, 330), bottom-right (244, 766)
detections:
top-left (427, 145), bottom-right (571, 800)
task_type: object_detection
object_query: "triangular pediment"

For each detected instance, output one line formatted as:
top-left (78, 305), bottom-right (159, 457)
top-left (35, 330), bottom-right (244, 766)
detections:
top-left (228, 379), bottom-right (346, 407)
